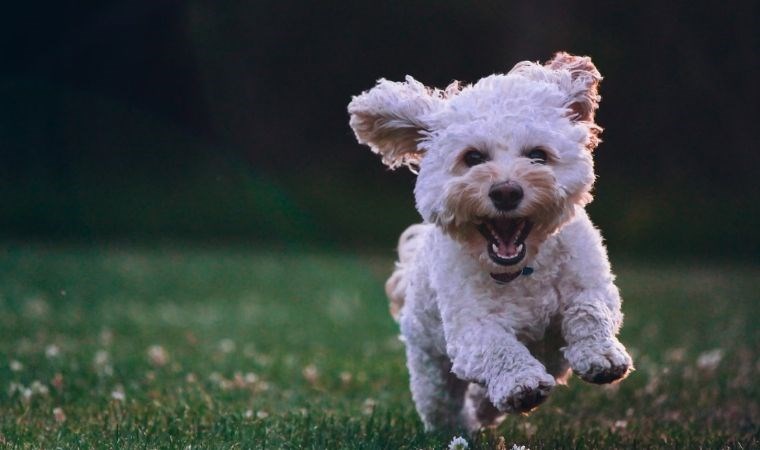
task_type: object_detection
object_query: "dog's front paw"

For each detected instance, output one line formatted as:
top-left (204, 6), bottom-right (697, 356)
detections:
top-left (565, 337), bottom-right (633, 384)
top-left (489, 371), bottom-right (555, 414)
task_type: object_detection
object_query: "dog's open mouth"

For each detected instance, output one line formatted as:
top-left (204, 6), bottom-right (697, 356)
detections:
top-left (477, 218), bottom-right (532, 267)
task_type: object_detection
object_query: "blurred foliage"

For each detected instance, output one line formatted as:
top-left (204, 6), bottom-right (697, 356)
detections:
top-left (1, 1), bottom-right (758, 256)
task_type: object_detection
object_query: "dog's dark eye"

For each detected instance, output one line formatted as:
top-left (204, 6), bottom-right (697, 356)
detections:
top-left (526, 148), bottom-right (548, 164)
top-left (463, 149), bottom-right (488, 167)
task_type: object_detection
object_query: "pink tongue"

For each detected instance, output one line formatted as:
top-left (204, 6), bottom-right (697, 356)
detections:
top-left (493, 220), bottom-right (523, 256)
top-left (498, 238), bottom-right (518, 256)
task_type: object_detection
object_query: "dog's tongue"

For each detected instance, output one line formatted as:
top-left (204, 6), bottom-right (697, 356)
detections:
top-left (492, 218), bottom-right (523, 257)
top-left (497, 234), bottom-right (518, 256)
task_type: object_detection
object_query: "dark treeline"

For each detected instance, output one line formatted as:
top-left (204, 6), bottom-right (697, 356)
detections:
top-left (1, 1), bottom-right (758, 257)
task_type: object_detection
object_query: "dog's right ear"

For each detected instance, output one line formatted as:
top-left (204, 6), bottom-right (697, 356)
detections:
top-left (348, 76), bottom-right (445, 170)
top-left (545, 52), bottom-right (602, 124)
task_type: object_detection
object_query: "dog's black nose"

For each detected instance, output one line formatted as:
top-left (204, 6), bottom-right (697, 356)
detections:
top-left (489, 181), bottom-right (523, 211)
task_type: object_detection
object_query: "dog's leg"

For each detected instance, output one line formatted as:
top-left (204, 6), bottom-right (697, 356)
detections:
top-left (561, 287), bottom-right (633, 384)
top-left (405, 344), bottom-right (469, 431)
top-left (400, 292), bottom-right (470, 431)
top-left (442, 317), bottom-right (556, 415)
top-left (557, 211), bottom-right (633, 383)
top-left (461, 383), bottom-right (504, 432)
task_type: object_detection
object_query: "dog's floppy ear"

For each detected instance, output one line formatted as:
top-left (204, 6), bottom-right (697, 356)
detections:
top-left (545, 52), bottom-right (602, 123)
top-left (545, 52), bottom-right (603, 149)
top-left (348, 76), bottom-right (444, 170)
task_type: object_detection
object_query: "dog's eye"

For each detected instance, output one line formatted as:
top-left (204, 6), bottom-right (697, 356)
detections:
top-left (463, 150), bottom-right (488, 167)
top-left (526, 148), bottom-right (548, 164)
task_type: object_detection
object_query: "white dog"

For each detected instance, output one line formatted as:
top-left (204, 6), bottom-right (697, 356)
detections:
top-left (348, 52), bottom-right (632, 432)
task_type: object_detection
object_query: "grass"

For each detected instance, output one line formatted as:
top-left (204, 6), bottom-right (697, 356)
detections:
top-left (0, 242), bottom-right (758, 449)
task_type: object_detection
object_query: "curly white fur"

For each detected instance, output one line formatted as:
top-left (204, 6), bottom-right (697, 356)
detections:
top-left (348, 52), bottom-right (632, 432)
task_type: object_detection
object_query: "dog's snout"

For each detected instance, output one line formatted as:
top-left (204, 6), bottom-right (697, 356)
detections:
top-left (489, 181), bottom-right (523, 211)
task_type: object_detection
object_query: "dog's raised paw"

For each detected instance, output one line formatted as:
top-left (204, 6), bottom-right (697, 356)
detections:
top-left (505, 383), bottom-right (552, 413)
top-left (585, 362), bottom-right (630, 384)
top-left (491, 372), bottom-right (555, 414)
top-left (565, 337), bottom-right (633, 384)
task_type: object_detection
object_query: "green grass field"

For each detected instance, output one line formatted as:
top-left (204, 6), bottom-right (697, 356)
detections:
top-left (0, 242), bottom-right (758, 449)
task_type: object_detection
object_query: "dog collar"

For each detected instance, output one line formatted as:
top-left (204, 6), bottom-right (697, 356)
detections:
top-left (490, 266), bottom-right (534, 284)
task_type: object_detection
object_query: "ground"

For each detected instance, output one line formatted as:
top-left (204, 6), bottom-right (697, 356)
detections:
top-left (0, 242), bottom-right (758, 449)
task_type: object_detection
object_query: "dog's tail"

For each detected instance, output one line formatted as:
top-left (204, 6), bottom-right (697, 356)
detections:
top-left (385, 223), bottom-right (430, 321)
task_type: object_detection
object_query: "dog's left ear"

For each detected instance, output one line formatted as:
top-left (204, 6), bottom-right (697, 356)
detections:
top-left (546, 52), bottom-right (602, 124)
top-left (545, 52), bottom-right (603, 149)
top-left (348, 76), bottom-right (446, 171)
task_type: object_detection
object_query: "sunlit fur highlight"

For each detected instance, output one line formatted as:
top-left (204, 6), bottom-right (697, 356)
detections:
top-left (385, 224), bottom-right (428, 320)
top-left (348, 77), bottom-right (462, 170)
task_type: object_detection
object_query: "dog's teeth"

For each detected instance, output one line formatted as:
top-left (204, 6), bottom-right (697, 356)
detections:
top-left (491, 243), bottom-right (499, 253)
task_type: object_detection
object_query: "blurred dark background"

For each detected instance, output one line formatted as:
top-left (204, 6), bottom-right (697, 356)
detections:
top-left (1, 1), bottom-right (758, 258)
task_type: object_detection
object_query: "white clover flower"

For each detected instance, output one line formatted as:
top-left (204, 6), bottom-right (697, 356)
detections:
top-left (9, 360), bottom-right (23, 372)
top-left (697, 348), bottom-right (723, 371)
top-left (511, 445), bottom-right (530, 450)
top-left (53, 407), bottom-right (66, 423)
top-left (361, 398), bottom-right (377, 415)
top-left (448, 436), bottom-right (469, 450)
top-left (208, 372), bottom-right (223, 383)
top-left (147, 345), bottom-right (169, 367)
top-left (93, 350), bottom-right (110, 366)
top-left (45, 345), bottom-right (60, 359)
top-left (93, 350), bottom-right (113, 376)
top-left (30, 380), bottom-right (49, 396)
top-left (219, 339), bottom-right (236, 354)
top-left (244, 372), bottom-right (258, 384)
top-left (111, 388), bottom-right (126, 401)
top-left (302, 364), bottom-right (319, 383)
